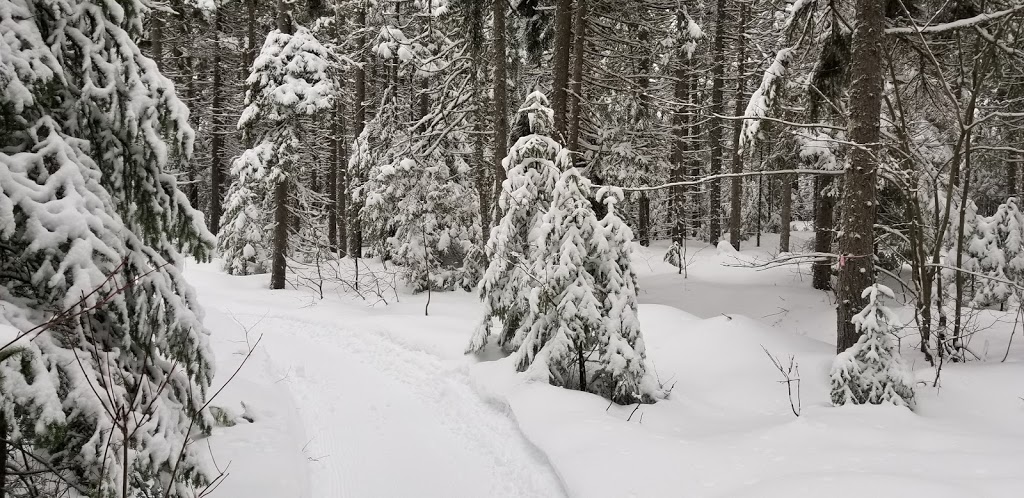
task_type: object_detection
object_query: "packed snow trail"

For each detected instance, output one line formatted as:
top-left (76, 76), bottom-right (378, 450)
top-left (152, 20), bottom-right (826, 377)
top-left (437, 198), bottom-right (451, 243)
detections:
top-left (191, 263), bottom-right (565, 498)
top-left (254, 315), bottom-right (564, 498)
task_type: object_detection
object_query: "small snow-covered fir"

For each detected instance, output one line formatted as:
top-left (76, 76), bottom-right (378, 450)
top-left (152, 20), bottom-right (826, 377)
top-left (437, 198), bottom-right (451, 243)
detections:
top-left (830, 284), bottom-right (915, 408)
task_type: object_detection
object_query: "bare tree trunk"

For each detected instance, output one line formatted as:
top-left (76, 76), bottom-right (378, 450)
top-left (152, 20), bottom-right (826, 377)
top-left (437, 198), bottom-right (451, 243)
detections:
top-left (1, 409), bottom-right (7, 498)
top-left (708, 0), bottom-right (727, 245)
top-left (338, 103), bottom-right (348, 256)
top-left (327, 3), bottom-right (347, 254)
top-left (1009, 129), bottom-right (1019, 199)
top-left (567, 0), bottom-right (587, 154)
top-left (728, 1), bottom-right (747, 250)
top-left (812, 175), bottom-right (835, 289)
top-left (637, 24), bottom-right (652, 245)
top-left (688, 60), bottom-right (701, 238)
top-left (756, 166), bottom-right (763, 247)
top-left (246, 0), bottom-right (258, 70)
top-left (151, 13), bottom-right (163, 67)
top-left (953, 128), bottom-right (973, 347)
top-left (271, 0), bottom-right (295, 290)
top-left (671, 10), bottom-right (689, 245)
top-left (638, 194), bottom-right (651, 246)
top-left (173, 31), bottom-right (198, 209)
top-left (551, 0), bottom-right (573, 140)
top-left (836, 0), bottom-right (884, 352)
top-left (348, 1), bottom-right (367, 258)
top-left (468, 1), bottom-right (491, 229)
top-left (208, 9), bottom-right (226, 234)
top-left (492, 0), bottom-right (509, 202)
top-left (779, 172), bottom-right (792, 252)
top-left (329, 102), bottom-right (340, 253)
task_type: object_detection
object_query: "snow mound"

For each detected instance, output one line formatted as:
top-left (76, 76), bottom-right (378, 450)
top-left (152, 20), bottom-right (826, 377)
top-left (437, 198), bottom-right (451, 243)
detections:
top-left (716, 240), bottom-right (738, 254)
top-left (470, 307), bottom-right (1024, 498)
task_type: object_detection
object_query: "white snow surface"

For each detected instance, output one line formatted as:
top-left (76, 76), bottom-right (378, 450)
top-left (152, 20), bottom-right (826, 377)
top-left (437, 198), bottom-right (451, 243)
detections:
top-left (194, 232), bottom-right (1024, 497)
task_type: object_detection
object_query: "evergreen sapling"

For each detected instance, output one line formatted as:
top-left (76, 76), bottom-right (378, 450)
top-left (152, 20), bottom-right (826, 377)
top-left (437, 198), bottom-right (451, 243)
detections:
top-left (830, 284), bottom-right (916, 408)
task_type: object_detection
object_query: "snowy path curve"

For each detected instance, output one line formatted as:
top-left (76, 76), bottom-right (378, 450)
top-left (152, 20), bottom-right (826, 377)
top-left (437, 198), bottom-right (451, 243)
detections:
top-left (237, 312), bottom-right (565, 498)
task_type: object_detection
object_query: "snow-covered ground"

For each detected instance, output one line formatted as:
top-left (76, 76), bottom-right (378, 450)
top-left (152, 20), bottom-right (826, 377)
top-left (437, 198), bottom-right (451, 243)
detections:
top-left (193, 233), bottom-right (1024, 497)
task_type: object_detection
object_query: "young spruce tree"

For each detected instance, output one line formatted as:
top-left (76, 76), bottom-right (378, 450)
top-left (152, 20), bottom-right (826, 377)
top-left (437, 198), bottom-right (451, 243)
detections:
top-left (830, 284), bottom-right (916, 408)
top-left (467, 92), bottom-right (567, 353)
top-left (514, 167), bottom-right (605, 390)
top-left (218, 8), bottom-right (335, 285)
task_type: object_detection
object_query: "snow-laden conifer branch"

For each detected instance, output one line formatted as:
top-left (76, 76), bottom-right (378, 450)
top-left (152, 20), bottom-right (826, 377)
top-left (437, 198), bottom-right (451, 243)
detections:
top-left (739, 47), bottom-right (796, 152)
top-left (886, 3), bottom-right (1024, 35)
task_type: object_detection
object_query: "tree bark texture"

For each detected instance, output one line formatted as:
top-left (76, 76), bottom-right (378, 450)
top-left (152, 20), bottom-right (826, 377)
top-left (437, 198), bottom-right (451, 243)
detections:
top-left (836, 0), bottom-right (885, 352)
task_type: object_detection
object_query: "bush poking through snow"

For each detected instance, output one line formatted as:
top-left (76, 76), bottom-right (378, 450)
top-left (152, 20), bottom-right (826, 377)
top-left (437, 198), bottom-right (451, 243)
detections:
top-left (830, 284), bottom-right (916, 408)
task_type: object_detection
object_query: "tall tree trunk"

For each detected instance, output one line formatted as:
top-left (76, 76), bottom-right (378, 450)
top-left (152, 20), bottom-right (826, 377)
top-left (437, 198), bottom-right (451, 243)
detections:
top-left (779, 172), bottom-right (792, 252)
top-left (348, 1), bottom-right (367, 258)
top-left (1008, 129), bottom-right (1019, 199)
top-left (636, 25), bottom-right (652, 246)
top-left (467, 1), bottom-right (491, 229)
top-left (551, 0), bottom-right (573, 141)
top-left (638, 194), bottom-right (651, 246)
top-left (492, 0), bottom-right (509, 203)
top-left (209, 10), bottom-right (225, 234)
top-left (173, 38), bottom-right (199, 209)
top-left (836, 0), bottom-right (884, 352)
top-left (151, 13), bottom-right (163, 67)
top-left (728, 1), bottom-right (747, 250)
top-left (329, 6), bottom-right (346, 255)
top-left (953, 128), bottom-right (973, 348)
top-left (688, 57), bottom-right (701, 238)
top-left (671, 10), bottom-right (689, 245)
top-left (1, 409), bottom-right (7, 498)
top-left (329, 103), bottom-right (341, 254)
top-left (567, 0), bottom-right (587, 155)
top-left (338, 102), bottom-right (348, 256)
top-left (708, 0), bottom-right (727, 245)
top-left (271, 0), bottom-right (295, 290)
top-left (812, 175), bottom-right (835, 289)
top-left (246, 0), bottom-right (258, 70)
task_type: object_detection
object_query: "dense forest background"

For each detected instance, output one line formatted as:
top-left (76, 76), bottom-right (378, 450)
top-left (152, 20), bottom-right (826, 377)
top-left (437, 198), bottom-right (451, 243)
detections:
top-left (159, 0), bottom-right (1024, 353)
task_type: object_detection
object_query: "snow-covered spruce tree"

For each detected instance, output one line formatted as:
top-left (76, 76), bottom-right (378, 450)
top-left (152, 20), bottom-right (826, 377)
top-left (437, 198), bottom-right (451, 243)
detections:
top-left (387, 140), bottom-right (483, 293)
top-left (218, 145), bottom-right (274, 275)
top-left (512, 171), bottom-right (654, 403)
top-left (513, 167), bottom-right (604, 391)
top-left (466, 92), bottom-right (567, 353)
top-left (940, 199), bottom-right (980, 302)
top-left (358, 89), bottom-right (409, 261)
top-left (359, 4), bottom-right (483, 291)
top-left (830, 284), bottom-right (915, 408)
top-left (218, 8), bottom-right (334, 288)
top-left (590, 187), bottom-right (651, 404)
top-left (968, 205), bottom-right (1011, 308)
top-left (1, 0), bottom-right (216, 495)
top-left (1001, 197), bottom-right (1024, 284)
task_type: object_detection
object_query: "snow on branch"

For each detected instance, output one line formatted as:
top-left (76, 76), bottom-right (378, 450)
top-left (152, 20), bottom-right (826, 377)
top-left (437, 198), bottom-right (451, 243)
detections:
top-left (885, 4), bottom-right (1024, 35)
top-left (739, 47), bottom-right (795, 153)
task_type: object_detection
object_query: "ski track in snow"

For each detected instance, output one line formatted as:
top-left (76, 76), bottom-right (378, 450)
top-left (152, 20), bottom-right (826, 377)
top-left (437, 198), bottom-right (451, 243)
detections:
top-left (231, 311), bottom-right (564, 498)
